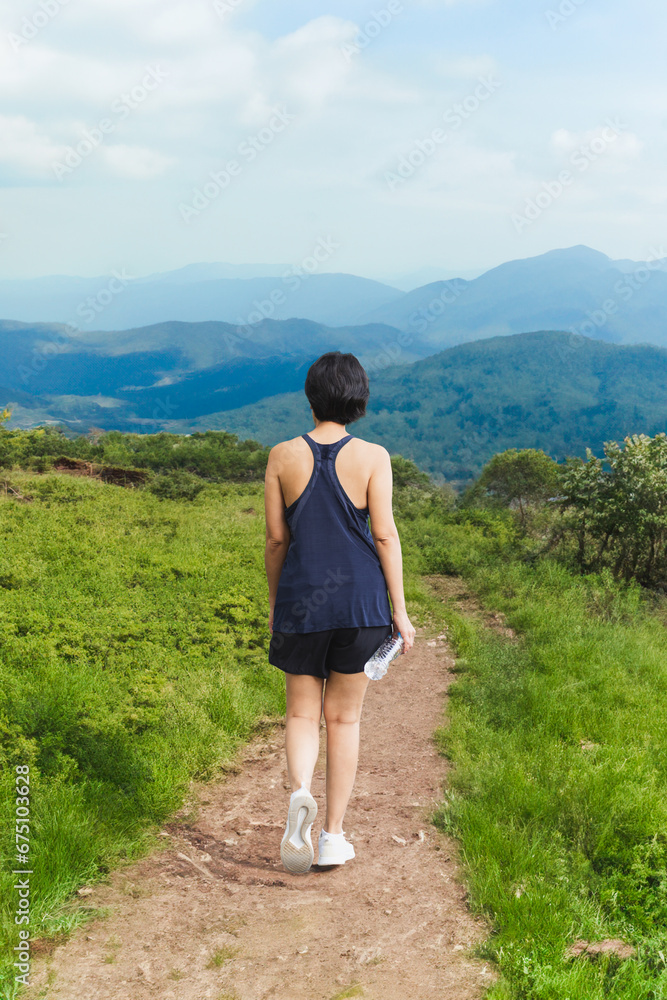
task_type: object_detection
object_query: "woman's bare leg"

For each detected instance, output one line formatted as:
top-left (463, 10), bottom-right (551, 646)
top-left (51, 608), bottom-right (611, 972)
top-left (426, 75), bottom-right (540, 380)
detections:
top-left (322, 670), bottom-right (370, 834)
top-left (284, 673), bottom-right (324, 792)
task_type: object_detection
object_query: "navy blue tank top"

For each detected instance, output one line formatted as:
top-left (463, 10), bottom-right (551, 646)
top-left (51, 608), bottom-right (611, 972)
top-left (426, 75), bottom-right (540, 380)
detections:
top-left (272, 433), bottom-right (392, 634)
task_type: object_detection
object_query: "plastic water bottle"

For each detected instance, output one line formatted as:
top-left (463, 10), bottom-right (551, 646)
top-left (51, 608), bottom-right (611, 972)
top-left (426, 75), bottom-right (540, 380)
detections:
top-left (364, 632), bottom-right (404, 680)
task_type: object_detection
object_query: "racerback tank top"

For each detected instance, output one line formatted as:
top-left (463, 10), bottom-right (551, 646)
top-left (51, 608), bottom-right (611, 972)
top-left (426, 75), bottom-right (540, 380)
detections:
top-left (272, 433), bottom-right (393, 634)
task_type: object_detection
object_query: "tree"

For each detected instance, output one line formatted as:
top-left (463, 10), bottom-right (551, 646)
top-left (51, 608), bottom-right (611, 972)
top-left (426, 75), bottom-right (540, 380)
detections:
top-left (558, 434), bottom-right (667, 586)
top-left (557, 450), bottom-right (611, 570)
top-left (476, 448), bottom-right (560, 525)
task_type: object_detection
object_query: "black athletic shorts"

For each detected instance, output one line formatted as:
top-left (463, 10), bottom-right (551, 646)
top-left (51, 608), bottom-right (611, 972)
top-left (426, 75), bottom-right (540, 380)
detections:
top-left (268, 623), bottom-right (394, 680)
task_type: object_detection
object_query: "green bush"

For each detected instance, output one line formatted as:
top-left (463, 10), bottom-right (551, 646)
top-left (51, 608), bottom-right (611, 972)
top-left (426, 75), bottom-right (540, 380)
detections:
top-left (147, 470), bottom-right (206, 501)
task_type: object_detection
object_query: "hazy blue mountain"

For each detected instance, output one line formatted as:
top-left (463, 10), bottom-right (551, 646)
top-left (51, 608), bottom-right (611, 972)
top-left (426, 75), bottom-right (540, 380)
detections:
top-left (171, 330), bottom-right (667, 484)
top-left (3, 245), bottom-right (667, 347)
top-left (138, 262), bottom-right (289, 283)
top-left (359, 245), bottom-right (667, 349)
top-left (0, 272), bottom-right (403, 332)
top-left (381, 265), bottom-right (483, 291)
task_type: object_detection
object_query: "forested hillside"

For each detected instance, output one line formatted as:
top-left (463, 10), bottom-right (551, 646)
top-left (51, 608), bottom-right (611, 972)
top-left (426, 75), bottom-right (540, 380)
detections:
top-left (188, 331), bottom-right (667, 484)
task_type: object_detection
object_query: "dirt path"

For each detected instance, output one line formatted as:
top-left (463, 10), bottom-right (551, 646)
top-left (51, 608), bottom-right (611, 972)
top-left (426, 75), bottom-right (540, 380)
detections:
top-left (25, 622), bottom-right (494, 1000)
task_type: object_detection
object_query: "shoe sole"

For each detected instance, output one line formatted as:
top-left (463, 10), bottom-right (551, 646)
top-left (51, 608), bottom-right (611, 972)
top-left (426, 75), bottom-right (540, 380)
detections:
top-left (280, 790), bottom-right (317, 874)
top-left (317, 846), bottom-right (355, 866)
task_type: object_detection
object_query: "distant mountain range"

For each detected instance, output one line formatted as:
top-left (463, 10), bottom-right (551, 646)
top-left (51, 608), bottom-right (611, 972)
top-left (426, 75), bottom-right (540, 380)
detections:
top-left (177, 331), bottom-right (667, 483)
top-left (2, 245), bottom-right (667, 348)
top-left (3, 322), bottom-right (666, 483)
top-left (3, 244), bottom-right (667, 482)
top-left (0, 315), bottom-right (431, 430)
top-left (0, 268), bottom-right (404, 332)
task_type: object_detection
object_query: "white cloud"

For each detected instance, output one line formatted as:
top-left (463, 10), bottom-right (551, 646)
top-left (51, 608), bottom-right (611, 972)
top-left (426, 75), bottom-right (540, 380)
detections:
top-left (270, 15), bottom-right (358, 108)
top-left (0, 114), bottom-right (65, 176)
top-left (550, 125), bottom-right (643, 163)
top-left (102, 144), bottom-right (173, 178)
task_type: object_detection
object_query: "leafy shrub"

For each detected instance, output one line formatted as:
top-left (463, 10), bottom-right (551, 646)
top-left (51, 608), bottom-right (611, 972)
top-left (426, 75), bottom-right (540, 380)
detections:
top-left (147, 470), bottom-right (206, 501)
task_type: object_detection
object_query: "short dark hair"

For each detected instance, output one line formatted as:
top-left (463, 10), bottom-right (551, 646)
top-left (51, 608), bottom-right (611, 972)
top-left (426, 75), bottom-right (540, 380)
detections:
top-left (304, 351), bottom-right (369, 425)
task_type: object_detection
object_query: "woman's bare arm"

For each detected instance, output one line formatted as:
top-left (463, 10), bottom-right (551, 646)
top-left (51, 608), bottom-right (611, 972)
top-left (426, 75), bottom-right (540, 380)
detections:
top-left (264, 445), bottom-right (290, 629)
top-left (367, 446), bottom-right (416, 652)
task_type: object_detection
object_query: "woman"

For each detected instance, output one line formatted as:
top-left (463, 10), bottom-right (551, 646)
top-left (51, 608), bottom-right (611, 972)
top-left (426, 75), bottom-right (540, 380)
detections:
top-left (264, 351), bottom-right (415, 874)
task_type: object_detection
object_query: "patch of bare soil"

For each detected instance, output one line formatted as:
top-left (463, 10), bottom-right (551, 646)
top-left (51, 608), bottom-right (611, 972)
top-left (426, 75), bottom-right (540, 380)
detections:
top-left (422, 574), bottom-right (517, 639)
top-left (567, 939), bottom-right (637, 961)
top-left (52, 457), bottom-right (148, 487)
top-left (25, 625), bottom-right (494, 1000)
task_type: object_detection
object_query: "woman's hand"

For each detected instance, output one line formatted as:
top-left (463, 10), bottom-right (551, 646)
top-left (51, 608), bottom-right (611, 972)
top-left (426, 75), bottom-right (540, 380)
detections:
top-left (392, 609), bottom-right (416, 653)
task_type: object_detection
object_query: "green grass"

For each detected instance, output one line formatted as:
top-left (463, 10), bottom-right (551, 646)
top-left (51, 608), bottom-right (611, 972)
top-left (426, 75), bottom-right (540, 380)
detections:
top-left (0, 472), bottom-right (284, 996)
top-left (420, 515), bottom-right (667, 999)
top-left (3, 457), bottom-right (667, 1000)
top-left (207, 945), bottom-right (239, 968)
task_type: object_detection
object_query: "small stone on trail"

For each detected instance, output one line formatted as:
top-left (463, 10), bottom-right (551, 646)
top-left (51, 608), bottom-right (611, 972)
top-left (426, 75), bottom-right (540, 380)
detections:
top-left (137, 963), bottom-right (153, 982)
top-left (426, 640), bottom-right (437, 647)
top-left (297, 946), bottom-right (309, 954)
top-left (77, 887), bottom-right (93, 896)
top-left (392, 835), bottom-right (407, 845)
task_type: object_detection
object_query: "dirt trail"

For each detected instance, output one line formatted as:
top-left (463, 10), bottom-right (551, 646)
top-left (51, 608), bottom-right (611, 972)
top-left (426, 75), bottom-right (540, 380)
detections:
top-left (26, 620), bottom-right (494, 1000)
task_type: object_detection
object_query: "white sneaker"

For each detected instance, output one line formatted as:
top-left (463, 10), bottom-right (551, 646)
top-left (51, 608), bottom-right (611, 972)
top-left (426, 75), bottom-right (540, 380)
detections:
top-left (317, 828), bottom-right (356, 866)
top-left (280, 785), bottom-right (318, 874)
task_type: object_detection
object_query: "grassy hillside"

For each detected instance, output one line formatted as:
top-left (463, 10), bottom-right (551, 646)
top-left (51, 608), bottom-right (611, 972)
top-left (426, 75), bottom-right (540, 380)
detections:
top-left (395, 491), bottom-right (667, 998)
top-left (180, 330), bottom-right (667, 484)
top-left (2, 431), bottom-right (667, 999)
top-left (0, 457), bottom-right (436, 995)
top-left (0, 473), bottom-right (286, 995)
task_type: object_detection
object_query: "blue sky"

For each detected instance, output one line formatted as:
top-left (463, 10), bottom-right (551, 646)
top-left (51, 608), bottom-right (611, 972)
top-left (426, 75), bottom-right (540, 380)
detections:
top-left (0, 0), bottom-right (664, 281)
